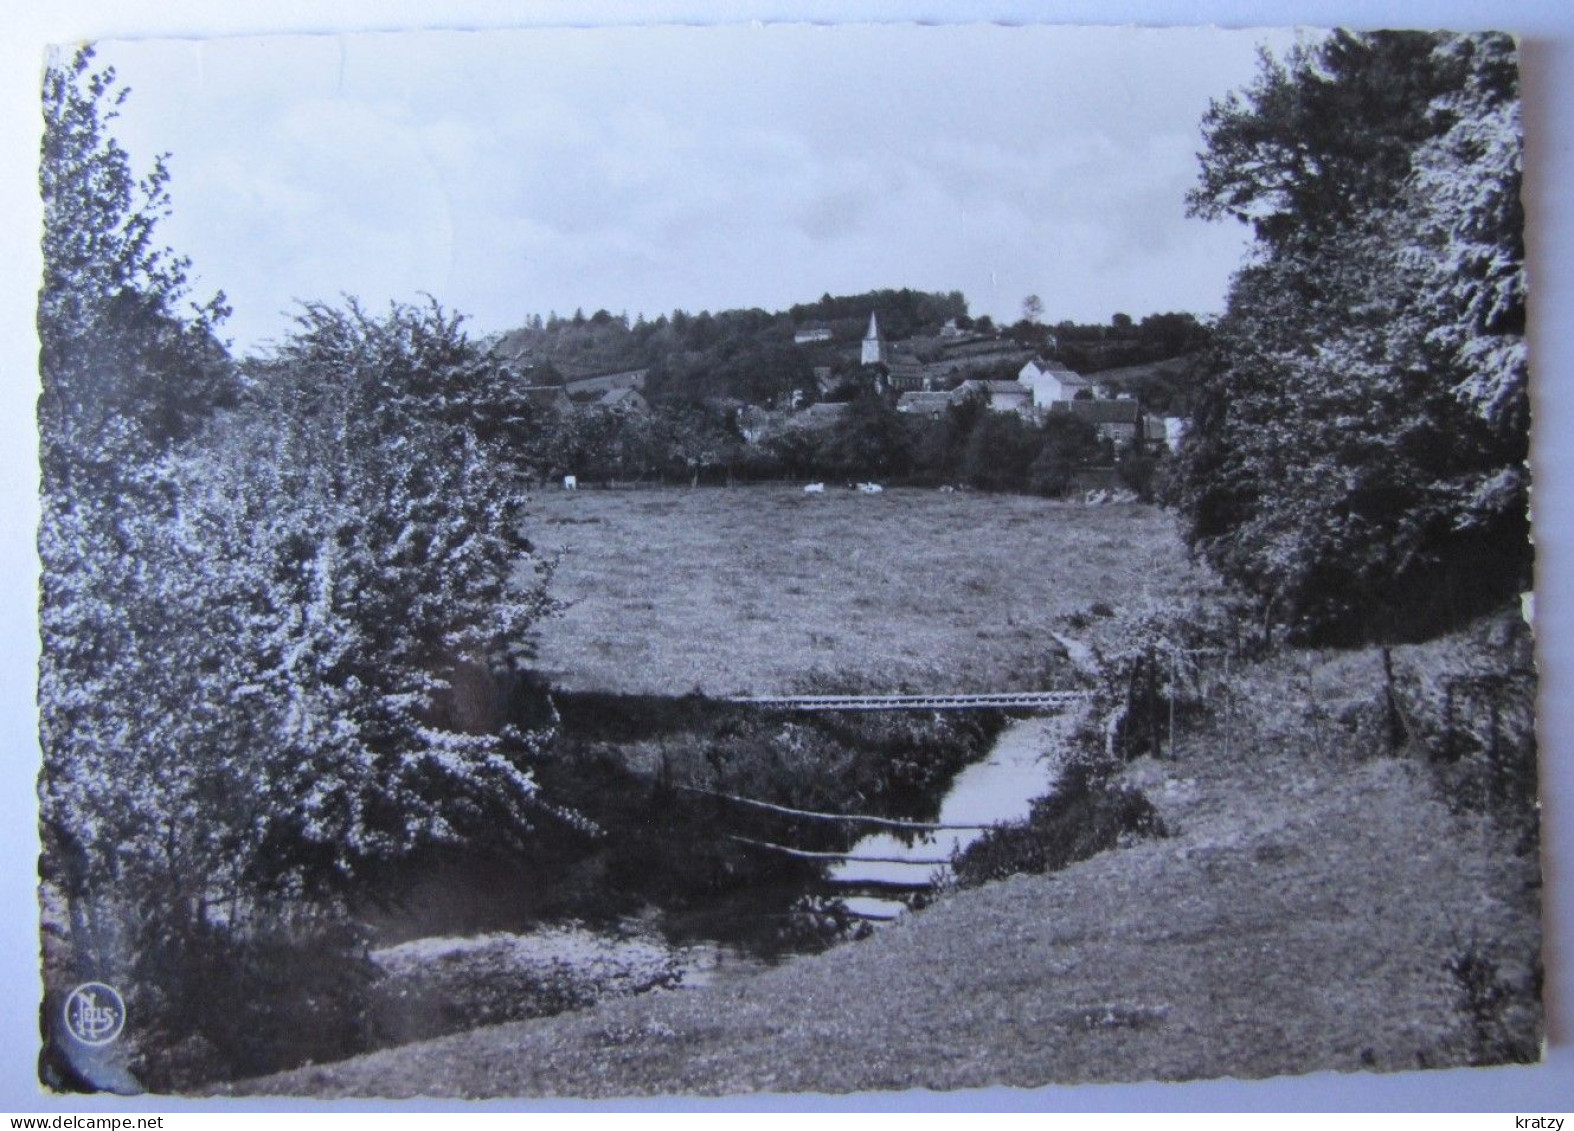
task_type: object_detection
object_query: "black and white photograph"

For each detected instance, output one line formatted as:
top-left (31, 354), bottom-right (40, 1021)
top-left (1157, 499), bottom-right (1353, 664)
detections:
top-left (20, 8), bottom-right (1561, 1106)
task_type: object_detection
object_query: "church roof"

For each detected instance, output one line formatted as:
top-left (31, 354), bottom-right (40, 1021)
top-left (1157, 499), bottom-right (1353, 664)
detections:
top-left (864, 312), bottom-right (884, 342)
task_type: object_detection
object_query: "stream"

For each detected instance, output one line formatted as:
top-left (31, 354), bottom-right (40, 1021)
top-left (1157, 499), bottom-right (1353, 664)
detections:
top-left (827, 713), bottom-right (1071, 920)
top-left (366, 705), bottom-right (1080, 1039)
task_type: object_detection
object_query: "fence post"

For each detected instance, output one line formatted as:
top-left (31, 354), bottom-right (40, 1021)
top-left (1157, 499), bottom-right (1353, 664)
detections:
top-left (1487, 690), bottom-right (1502, 810)
top-left (1169, 646), bottom-right (1178, 759)
top-left (1381, 646), bottom-right (1404, 753)
top-left (1223, 650), bottom-right (1232, 761)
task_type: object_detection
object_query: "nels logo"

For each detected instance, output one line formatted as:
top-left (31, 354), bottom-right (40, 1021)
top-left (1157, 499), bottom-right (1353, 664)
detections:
top-left (63, 982), bottom-right (125, 1046)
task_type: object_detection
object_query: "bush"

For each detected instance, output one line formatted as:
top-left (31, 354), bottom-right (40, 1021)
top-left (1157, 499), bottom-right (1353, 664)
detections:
top-left (1444, 944), bottom-right (1541, 1066)
top-left (72, 910), bottom-right (381, 1093)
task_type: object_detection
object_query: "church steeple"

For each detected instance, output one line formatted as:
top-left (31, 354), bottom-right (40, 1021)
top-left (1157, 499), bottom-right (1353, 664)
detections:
top-left (861, 311), bottom-right (888, 366)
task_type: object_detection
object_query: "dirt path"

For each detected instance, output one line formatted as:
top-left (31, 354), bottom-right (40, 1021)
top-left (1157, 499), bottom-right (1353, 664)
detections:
top-left (237, 735), bottom-right (1540, 1099)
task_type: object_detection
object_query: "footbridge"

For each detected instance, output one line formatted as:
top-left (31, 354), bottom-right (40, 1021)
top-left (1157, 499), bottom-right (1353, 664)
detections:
top-left (726, 690), bottom-right (1093, 712)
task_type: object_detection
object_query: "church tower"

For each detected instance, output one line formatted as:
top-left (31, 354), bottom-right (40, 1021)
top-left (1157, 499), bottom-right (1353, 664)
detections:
top-left (861, 312), bottom-right (888, 366)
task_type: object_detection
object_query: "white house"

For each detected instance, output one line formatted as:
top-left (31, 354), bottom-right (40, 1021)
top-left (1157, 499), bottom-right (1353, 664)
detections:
top-left (1017, 357), bottom-right (1093, 406)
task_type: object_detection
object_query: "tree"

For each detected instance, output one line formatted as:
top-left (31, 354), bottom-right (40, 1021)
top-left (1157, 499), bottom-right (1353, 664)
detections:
top-left (824, 391), bottom-right (912, 480)
top-left (1173, 31), bottom-right (1529, 642)
top-left (38, 46), bottom-right (239, 968)
top-left (1186, 31), bottom-right (1460, 250)
top-left (960, 410), bottom-right (1037, 491)
top-left (1021, 294), bottom-right (1045, 324)
top-left (38, 47), bottom-right (235, 495)
top-left (205, 301), bottom-right (564, 890)
top-left (37, 51), bottom-right (566, 1087)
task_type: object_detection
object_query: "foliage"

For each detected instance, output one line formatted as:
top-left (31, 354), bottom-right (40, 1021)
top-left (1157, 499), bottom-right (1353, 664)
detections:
top-left (1050, 312), bottom-right (1210, 376)
top-left (38, 47), bottom-right (235, 498)
top-left (37, 51), bottom-right (563, 1087)
top-left (125, 911), bottom-right (380, 1091)
top-left (1391, 608), bottom-right (1537, 844)
top-left (1443, 944), bottom-right (1541, 1066)
top-left (1173, 32), bottom-right (1529, 642)
top-left (206, 300), bottom-right (565, 892)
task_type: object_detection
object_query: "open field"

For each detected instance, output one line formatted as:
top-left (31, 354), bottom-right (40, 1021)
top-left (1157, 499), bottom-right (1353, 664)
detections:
top-left (527, 485), bottom-right (1207, 696)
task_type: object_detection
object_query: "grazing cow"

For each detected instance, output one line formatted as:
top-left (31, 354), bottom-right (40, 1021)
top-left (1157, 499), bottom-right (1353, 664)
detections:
top-left (803, 482), bottom-right (826, 494)
top-left (858, 482), bottom-right (884, 494)
top-left (563, 475), bottom-right (578, 490)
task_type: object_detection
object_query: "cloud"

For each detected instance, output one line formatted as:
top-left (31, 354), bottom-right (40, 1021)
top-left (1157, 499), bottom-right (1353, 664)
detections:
top-left (97, 22), bottom-right (1289, 350)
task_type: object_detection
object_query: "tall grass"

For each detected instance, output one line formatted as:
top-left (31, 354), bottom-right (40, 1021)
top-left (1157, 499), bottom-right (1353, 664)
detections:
top-left (529, 485), bottom-right (1204, 696)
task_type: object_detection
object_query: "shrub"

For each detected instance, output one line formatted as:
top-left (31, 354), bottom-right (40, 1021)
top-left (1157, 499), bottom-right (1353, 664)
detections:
top-left (1444, 944), bottom-right (1541, 1066)
top-left (43, 908), bottom-right (382, 1093)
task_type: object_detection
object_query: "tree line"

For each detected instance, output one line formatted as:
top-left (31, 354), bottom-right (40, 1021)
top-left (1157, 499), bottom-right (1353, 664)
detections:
top-left (514, 390), bottom-right (1143, 498)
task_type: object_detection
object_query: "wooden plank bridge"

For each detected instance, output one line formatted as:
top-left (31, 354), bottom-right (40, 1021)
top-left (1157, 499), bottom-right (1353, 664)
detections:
top-left (726, 690), bottom-right (1093, 712)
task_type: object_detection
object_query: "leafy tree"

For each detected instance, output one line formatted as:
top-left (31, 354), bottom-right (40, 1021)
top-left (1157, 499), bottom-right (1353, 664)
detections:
top-left (1186, 31), bottom-right (1460, 251)
top-left (38, 46), bottom-right (238, 971)
top-left (203, 301), bottom-right (563, 891)
top-left (1174, 31), bottom-right (1528, 641)
top-left (37, 51), bottom-right (565, 1087)
top-left (1030, 412), bottom-right (1101, 496)
top-left (824, 392), bottom-right (912, 480)
top-left (961, 410), bottom-right (1038, 491)
top-left (38, 47), bottom-right (235, 499)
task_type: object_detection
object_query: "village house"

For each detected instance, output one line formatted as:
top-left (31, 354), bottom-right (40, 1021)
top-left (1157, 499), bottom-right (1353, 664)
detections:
top-left (885, 358), bottom-right (931, 393)
top-left (594, 387), bottom-right (649, 414)
top-left (1143, 414), bottom-right (1169, 452)
top-left (562, 367), bottom-right (649, 398)
top-left (953, 378), bottom-right (1034, 416)
top-left (519, 385), bottom-right (574, 415)
top-left (895, 390), bottom-right (954, 418)
top-left (793, 322), bottom-right (833, 344)
top-left (1018, 357), bottom-right (1093, 406)
top-left (1061, 398), bottom-right (1142, 445)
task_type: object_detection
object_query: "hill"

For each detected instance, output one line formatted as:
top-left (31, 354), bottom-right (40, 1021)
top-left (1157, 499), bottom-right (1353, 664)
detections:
top-left (486, 292), bottom-right (1207, 410)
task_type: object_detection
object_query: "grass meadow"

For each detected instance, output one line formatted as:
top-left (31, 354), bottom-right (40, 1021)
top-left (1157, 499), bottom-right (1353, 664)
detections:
top-left (527, 484), bottom-right (1206, 696)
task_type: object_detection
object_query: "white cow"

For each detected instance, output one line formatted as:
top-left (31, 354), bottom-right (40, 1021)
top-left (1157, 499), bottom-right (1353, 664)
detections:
top-left (803, 482), bottom-right (826, 494)
top-left (858, 482), bottom-right (884, 494)
top-left (563, 475), bottom-right (578, 490)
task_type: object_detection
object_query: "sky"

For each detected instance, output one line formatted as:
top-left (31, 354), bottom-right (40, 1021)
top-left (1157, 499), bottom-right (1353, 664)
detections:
top-left (87, 23), bottom-right (1301, 354)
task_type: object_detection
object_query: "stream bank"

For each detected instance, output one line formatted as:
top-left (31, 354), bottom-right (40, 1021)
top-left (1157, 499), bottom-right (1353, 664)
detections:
top-left (241, 702), bottom-right (1541, 1098)
top-left (349, 689), bottom-right (1033, 1049)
